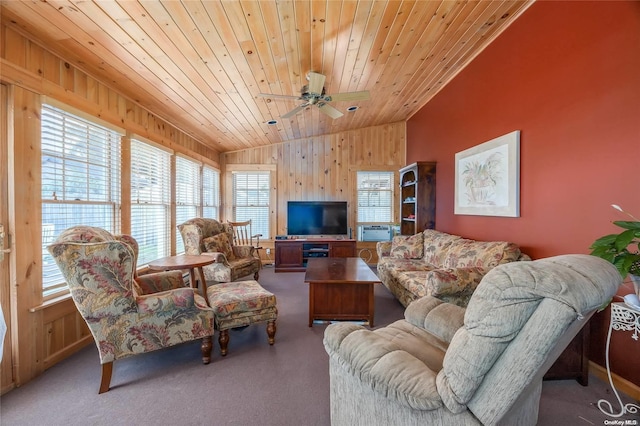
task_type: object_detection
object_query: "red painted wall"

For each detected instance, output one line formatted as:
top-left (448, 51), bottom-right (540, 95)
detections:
top-left (407, 1), bottom-right (640, 385)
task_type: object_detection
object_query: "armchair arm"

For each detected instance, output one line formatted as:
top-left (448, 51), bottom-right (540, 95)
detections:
top-left (376, 241), bottom-right (392, 258)
top-left (251, 234), bottom-right (262, 248)
top-left (201, 251), bottom-right (228, 264)
top-left (323, 322), bottom-right (442, 411)
top-left (231, 245), bottom-right (256, 258)
top-left (135, 287), bottom-right (198, 314)
top-left (424, 267), bottom-right (488, 307)
top-left (135, 270), bottom-right (184, 295)
top-left (518, 252), bottom-right (532, 261)
top-left (405, 296), bottom-right (465, 343)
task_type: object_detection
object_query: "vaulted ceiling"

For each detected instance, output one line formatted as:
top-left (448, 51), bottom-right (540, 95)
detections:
top-left (1, 1), bottom-right (533, 153)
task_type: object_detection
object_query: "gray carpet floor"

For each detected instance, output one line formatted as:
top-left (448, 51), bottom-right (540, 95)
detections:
top-left (1, 266), bottom-right (638, 425)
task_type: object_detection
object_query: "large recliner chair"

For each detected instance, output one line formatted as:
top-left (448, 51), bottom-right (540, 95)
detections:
top-left (323, 254), bottom-right (621, 425)
top-left (178, 218), bottom-right (261, 283)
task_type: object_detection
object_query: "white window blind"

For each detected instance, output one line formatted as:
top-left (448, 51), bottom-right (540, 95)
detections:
top-left (176, 156), bottom-right (201, 254)
top-left (131, 138), bottom-right (171, 266)
top-left (232, 171), bottom-right (270, 239)
top-left (357, 171), bottom-right (394, 223)
top-left (202, 165), bottom-right (220, 219)
top-left (41, 104), bottom-right (122, 296)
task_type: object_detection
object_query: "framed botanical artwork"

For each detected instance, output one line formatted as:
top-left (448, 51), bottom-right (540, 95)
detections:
top-left (454, 130), bottom-right (520, 217)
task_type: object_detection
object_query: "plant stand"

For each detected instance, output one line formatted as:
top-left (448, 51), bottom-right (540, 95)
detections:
top-left (597, 302), bottom-right (640, 418)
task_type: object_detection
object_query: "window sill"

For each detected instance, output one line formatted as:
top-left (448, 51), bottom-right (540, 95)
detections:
top-left (34, 266), bottom-right (154, 313)
top-left (29, 292), bottom-right (72, 312)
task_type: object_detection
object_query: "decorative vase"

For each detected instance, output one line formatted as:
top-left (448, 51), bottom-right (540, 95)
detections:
top-left (629, 274), bottom-right (640, 299)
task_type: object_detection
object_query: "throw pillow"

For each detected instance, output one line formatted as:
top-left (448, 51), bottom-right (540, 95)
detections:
top-left (390, 233), bottom-right (424, 259)
top-left (203, 233), bottom-right (235, 260)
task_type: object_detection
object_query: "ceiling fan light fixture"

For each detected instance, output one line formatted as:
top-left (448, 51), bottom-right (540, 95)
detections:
top-left (259, 72), bottom-right (370, 119)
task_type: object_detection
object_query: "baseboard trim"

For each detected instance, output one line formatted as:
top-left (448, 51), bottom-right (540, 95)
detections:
top-left (1, 382), bottom-right (15, 396)
top-left (43, 336), bottom-right (93, 370)
top-left (590, 361), bottom-right (640, 401)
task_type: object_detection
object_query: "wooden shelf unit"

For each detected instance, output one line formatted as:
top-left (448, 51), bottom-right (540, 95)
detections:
top-left (544, 325), bottom-right (590, 385)
top-left (399, 161), bottom-right (436, 235)
top-left (274, 239), bottom-right (357, 272)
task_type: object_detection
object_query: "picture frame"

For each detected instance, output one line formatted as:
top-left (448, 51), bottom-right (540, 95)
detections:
top-left (454, 130), bottom-right (520, 217)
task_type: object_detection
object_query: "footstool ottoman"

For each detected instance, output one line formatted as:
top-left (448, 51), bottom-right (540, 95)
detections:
top-left (206, 280), bottom-right (277, 356)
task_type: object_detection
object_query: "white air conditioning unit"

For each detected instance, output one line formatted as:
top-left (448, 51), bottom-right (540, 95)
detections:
top-left (361, 225), bottom-right (392, 242)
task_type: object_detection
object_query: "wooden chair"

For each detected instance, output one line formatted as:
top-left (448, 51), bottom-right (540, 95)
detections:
top-left (228, 220), bottom-right (263, 265)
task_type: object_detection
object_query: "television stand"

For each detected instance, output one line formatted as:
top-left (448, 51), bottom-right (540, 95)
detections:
top-left (274, 239), bottom-right (356, 272)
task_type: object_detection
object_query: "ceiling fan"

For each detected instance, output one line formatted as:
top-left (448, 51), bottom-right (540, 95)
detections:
top-left (258, 72), bottom-right (370, 119)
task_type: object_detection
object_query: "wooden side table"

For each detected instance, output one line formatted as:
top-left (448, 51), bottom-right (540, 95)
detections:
top-left (597, 302), bottom-right (640, 418)
top-left (148, 255), bottom-right (215, 303)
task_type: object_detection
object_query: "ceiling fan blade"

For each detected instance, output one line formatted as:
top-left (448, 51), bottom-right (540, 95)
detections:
top-left (325, 90), bottom-right (370, 102)
top-left (317, 102), bottom-right (344, 119)
top-left (307, 72), bottom-right (326, 95)
top-left (281, 104), bottom-right (308, 119)
top-left (258, 93), bottom-right (301, 101)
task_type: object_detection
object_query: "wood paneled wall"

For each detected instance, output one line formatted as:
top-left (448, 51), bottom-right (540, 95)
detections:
top-left (1, 84), bottom-right (12, 395)
top-left (222, 121), bottom-right (407, 257)
top-left (1, 25), bottom-right (220, 164)
top-left (0, 23), bottom-right (221, 391)
top-left (1, 23), bottom-right (408, 391)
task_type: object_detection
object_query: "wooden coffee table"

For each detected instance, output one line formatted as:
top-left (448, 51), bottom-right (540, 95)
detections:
top-left (148, 255), bottom-right (215, 303)
top-left (304, 257), bottom-right (381, 327)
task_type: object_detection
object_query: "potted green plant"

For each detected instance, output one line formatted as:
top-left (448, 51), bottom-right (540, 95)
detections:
top-left (590, 204), bottom-right (640, 297)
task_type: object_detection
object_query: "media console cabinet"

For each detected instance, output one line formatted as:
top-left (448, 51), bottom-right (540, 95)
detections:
top-left (274, 239), bottom-right (357, 272)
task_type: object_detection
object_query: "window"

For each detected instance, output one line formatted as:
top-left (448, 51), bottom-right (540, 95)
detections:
top-left (130, 138), bottom-right (172, 266)
top-left (202, 165), bottom-right (220, 219)
top-left (41, 104), bottom-right (122, 296)
top-left (232, 171), bottom-right (270, 239)
top-left (175, 156), bottom-right (201, 253)
top-left (356, 171), bottom-right (394, 223)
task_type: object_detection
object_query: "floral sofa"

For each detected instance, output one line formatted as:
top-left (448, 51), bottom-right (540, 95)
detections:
top-left (376, 229), bottom-right (530, 307)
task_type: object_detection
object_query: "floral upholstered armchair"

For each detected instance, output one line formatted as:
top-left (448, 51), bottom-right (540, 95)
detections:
top-left (47, 226), bottom-right (214, 394)
top-left (178, 218), bottom-right (261, 283)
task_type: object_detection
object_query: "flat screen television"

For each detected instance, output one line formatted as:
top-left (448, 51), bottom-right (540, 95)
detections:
top-left (287, 201), bottom-right (348, 237)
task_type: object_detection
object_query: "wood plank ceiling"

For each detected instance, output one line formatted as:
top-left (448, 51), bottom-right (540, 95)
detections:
top-left (1, 0), bottom-right (533, 154)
